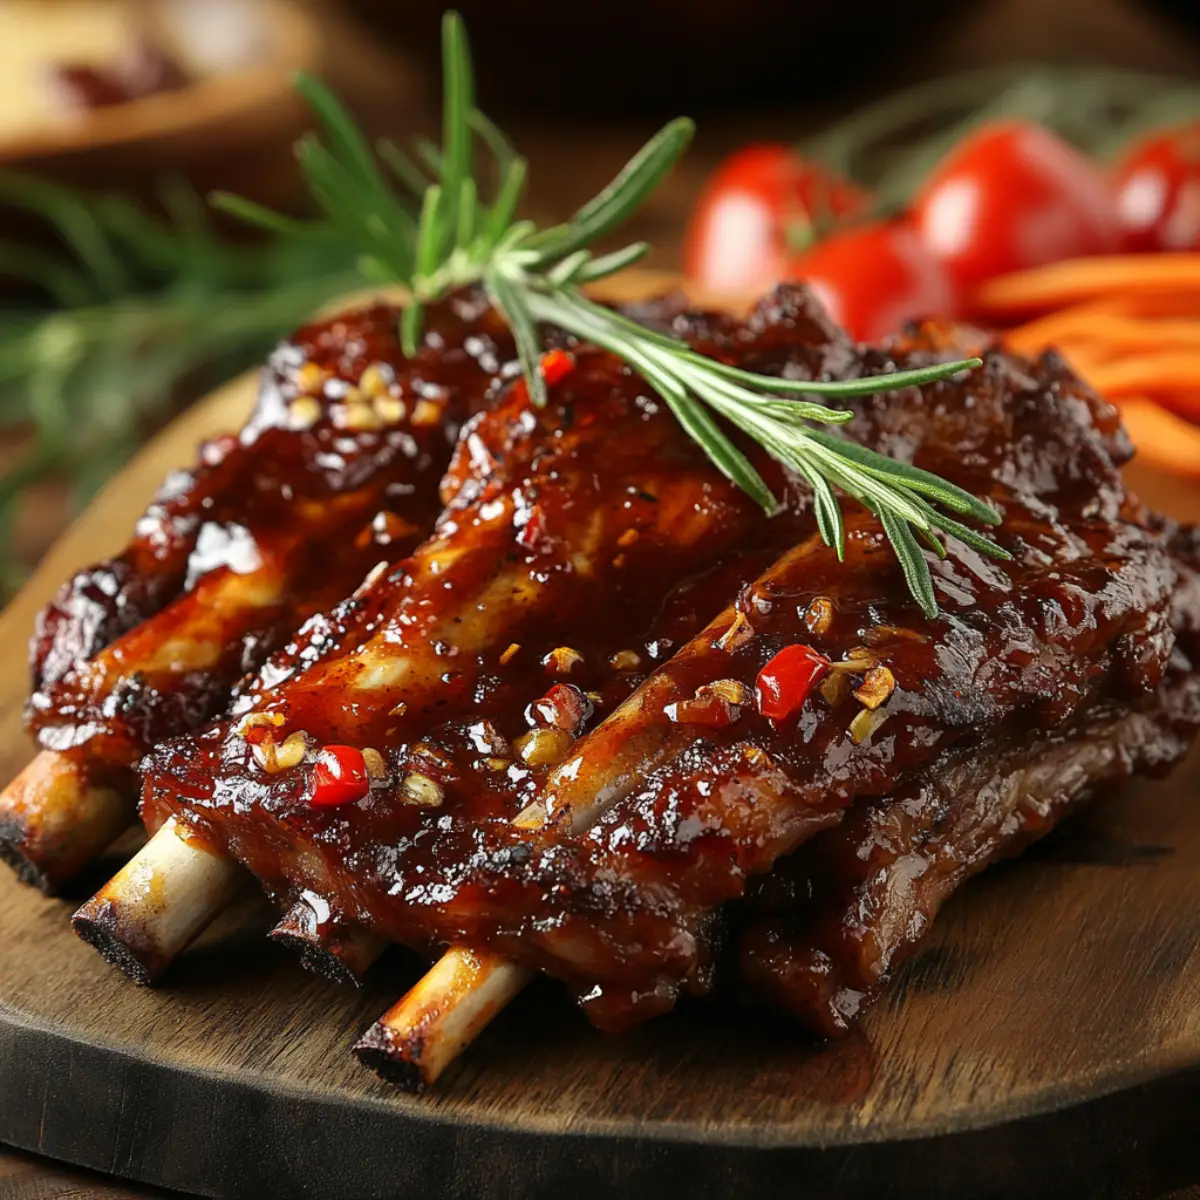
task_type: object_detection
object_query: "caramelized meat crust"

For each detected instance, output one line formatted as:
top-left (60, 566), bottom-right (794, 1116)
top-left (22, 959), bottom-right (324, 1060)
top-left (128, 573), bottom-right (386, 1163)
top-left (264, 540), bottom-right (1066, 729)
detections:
top-left (26, 294), bottom-right (515, 776)
top-left (135, 285), bottom-right (1198, 1034)
top-left (737, 521), bottom-right (1200, 1034)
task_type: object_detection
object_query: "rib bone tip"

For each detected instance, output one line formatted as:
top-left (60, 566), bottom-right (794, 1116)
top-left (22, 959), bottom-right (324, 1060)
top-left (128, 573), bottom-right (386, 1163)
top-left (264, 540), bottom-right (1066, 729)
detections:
top-left (268, 900), bottom-right (387, 986)
top-left (268, 928), bottom-right (364, 988)
top-left (72, 818), bottom-right (243, 985)
top-left (352, 1025), bottom-right (429, 1093)
top-left (72, 900), bottom-right (160, 987)
top-left (0, 829), bottom-right (55, 895)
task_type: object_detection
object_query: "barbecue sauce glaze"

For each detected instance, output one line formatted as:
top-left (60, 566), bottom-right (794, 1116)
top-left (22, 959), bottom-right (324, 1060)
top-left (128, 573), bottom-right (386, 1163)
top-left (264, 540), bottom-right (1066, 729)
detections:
top-left (139, 286), bottom-right (1197, 1032)
top-left (28, 295), bottom-right (514, 777)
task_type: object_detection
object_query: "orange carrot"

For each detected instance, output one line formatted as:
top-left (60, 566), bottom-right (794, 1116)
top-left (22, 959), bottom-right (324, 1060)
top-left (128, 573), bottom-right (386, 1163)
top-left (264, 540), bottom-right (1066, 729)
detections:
top-left (1006, 314), bottom-right (1200, 360)
top-left (1079, 352), bottom-right (1200, 399)
top-left (975, 254), bottom-right (1200, 315)
top-left (1116, 398), bottom-right (1200, 479)
top-left (985, 258), bottom-right (1200, 476)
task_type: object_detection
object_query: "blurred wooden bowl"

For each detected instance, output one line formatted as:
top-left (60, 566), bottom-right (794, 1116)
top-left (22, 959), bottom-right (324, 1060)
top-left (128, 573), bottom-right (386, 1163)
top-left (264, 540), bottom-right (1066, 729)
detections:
top-left (0, 0), bottom-right (322, 210)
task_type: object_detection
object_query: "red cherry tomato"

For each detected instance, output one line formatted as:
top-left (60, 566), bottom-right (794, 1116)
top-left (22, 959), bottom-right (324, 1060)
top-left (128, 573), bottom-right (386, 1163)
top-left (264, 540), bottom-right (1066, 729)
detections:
top-left (755, 644), bottom-right (831, 722)
top-left (786, 221), bottom-right (959, 342)
top-left (684, 144), bottom-right (869, 294)
top-left (1114, 125), bottom-right (1200, 252)
top-left (911, 120), bottom-right (1120, 294)
top-left (310, 745), bottom-right (370, 809)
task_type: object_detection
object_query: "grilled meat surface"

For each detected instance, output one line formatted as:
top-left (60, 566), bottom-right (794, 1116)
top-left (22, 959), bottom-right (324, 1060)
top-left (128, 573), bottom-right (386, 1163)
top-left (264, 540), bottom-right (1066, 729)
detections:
top-left (131, 284), bottom-right (1198, 1037)
top-left (139, 290), bottom-right (844, 905)
top-left (737, 521), bottom-right (1200, 1034)
top-left (25, 294), bottom-right (516, 783)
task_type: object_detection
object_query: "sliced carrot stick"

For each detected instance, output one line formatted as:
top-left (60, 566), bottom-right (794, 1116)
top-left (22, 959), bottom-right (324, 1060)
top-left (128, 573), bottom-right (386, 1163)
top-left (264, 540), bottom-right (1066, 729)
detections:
top-left (1116, 397), bottom-right (1200, 478)
top-left (1081, 352), bottom-right (1200, 399)
top-left (1006, 314), bottom-right (1200, 360)
top-left (1095, 292), bottom-right (1200, 320)
top-left (975, 254), bottom-right (1200, 316)
top-left (1002, 301), bottom-right (1136, 353)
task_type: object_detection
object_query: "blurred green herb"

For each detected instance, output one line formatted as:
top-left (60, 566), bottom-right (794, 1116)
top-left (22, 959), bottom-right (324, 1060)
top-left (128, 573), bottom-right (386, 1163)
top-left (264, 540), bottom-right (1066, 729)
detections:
top-left (0, 174), bottom-right (361, 595)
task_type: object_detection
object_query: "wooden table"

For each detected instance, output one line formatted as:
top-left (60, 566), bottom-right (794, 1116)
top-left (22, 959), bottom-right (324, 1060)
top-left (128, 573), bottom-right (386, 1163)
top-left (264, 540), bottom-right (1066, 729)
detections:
top-left (6, 0), bottom-right (1200, 1195)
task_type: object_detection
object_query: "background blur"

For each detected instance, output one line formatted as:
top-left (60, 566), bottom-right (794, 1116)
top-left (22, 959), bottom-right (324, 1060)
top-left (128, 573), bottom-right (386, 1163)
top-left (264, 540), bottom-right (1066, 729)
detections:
top-left (4, 0), bottom-right (1200, 593)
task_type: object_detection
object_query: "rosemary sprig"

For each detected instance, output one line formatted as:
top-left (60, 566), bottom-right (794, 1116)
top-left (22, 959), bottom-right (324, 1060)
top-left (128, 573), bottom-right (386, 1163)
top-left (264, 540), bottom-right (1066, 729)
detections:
top-left (217, 11), bottom-right (1008, 617)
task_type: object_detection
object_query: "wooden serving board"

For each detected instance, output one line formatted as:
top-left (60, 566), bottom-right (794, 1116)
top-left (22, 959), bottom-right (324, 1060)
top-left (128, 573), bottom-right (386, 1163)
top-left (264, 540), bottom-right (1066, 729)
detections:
top-left (1, 278), bottom-right (1199, 1200)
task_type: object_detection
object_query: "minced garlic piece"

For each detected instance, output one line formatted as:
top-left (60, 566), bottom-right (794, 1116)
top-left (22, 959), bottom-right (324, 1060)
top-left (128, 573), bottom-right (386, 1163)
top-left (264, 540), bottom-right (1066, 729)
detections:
top-left (287, 396), bottom-right (323, 430)
top-left (853, 665), bottom-right (896, 711)
top-left (251, 730), bottom-right (306, 775)
top-left (362, 747), bottom-right (388, 779)
top-left (500, 642), bottom-right (521, 665)
top-left (374, 396), bottom-right (407, 424)
top-left (715, 610), bottom-right (755, 653)
top-left (543, 646), bottom-right (584, 675)
top-left (515, 728), bottom-right (574, 767)
top-left (399, 772), bottom-right (444, 806)
top-left (274, 732), bottom-right (308, 772)
top-left (849, 707), bottom-right (889, 745)
top-left (819, 671), bottom-right (851, 707)
top-left (295, 362), bottom-right (331, 395)
top-left (609, 649), bottom-right (641, 671)
top-left (411, 398), bottom-right (442, 427)
top-left (358, 362), bottom-right (394, 398)
top-left (706, 678), bottom-right (750, 705)
top-left (804, 597), bottom-right (835, 636)
top-left (337, 401), bottom-right (383, 432)
top-left (238, 711), bottom-right (285, 736)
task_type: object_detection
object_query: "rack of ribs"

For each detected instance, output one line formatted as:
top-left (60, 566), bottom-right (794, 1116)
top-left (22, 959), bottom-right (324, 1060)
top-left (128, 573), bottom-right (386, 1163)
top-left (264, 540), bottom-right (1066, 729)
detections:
top-left (1, 292), bottom-right (517, 892)
top-left (84, 286), bottom-right (840, 981)
top-left (53, 284), bottom-right (1199, 1088)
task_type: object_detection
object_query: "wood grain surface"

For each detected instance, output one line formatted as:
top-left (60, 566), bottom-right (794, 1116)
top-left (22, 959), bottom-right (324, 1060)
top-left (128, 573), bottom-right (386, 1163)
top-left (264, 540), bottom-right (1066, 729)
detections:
top-left (0, 272), bottom-right (1198, 1199)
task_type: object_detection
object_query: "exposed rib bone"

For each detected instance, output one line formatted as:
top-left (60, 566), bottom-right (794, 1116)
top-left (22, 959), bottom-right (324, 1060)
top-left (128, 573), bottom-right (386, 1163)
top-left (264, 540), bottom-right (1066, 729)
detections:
top-left (351, 539), bottom-right (827, 1087)
top-left (355, 948), bottom-right (531, 1089)
top-left (0, 751), bottom-right (130, 893)
top-left (72, 818), bottom-right (244, 985)
top-left (269, 897), bottom-right (387, 986)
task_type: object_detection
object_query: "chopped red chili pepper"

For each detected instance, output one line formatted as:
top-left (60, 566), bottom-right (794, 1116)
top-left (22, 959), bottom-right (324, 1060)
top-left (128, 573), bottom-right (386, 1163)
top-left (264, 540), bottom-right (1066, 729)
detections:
top-left (755, 644), bottom-right (831, 722)
top-left (538, 348), bottom-right (575, 386)
top-left (516, 503), bottom-right (549, 552)
top-left (529, 682), bottom-right (594, 733)
top-left (309, 745), bottom-right (370, 808)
